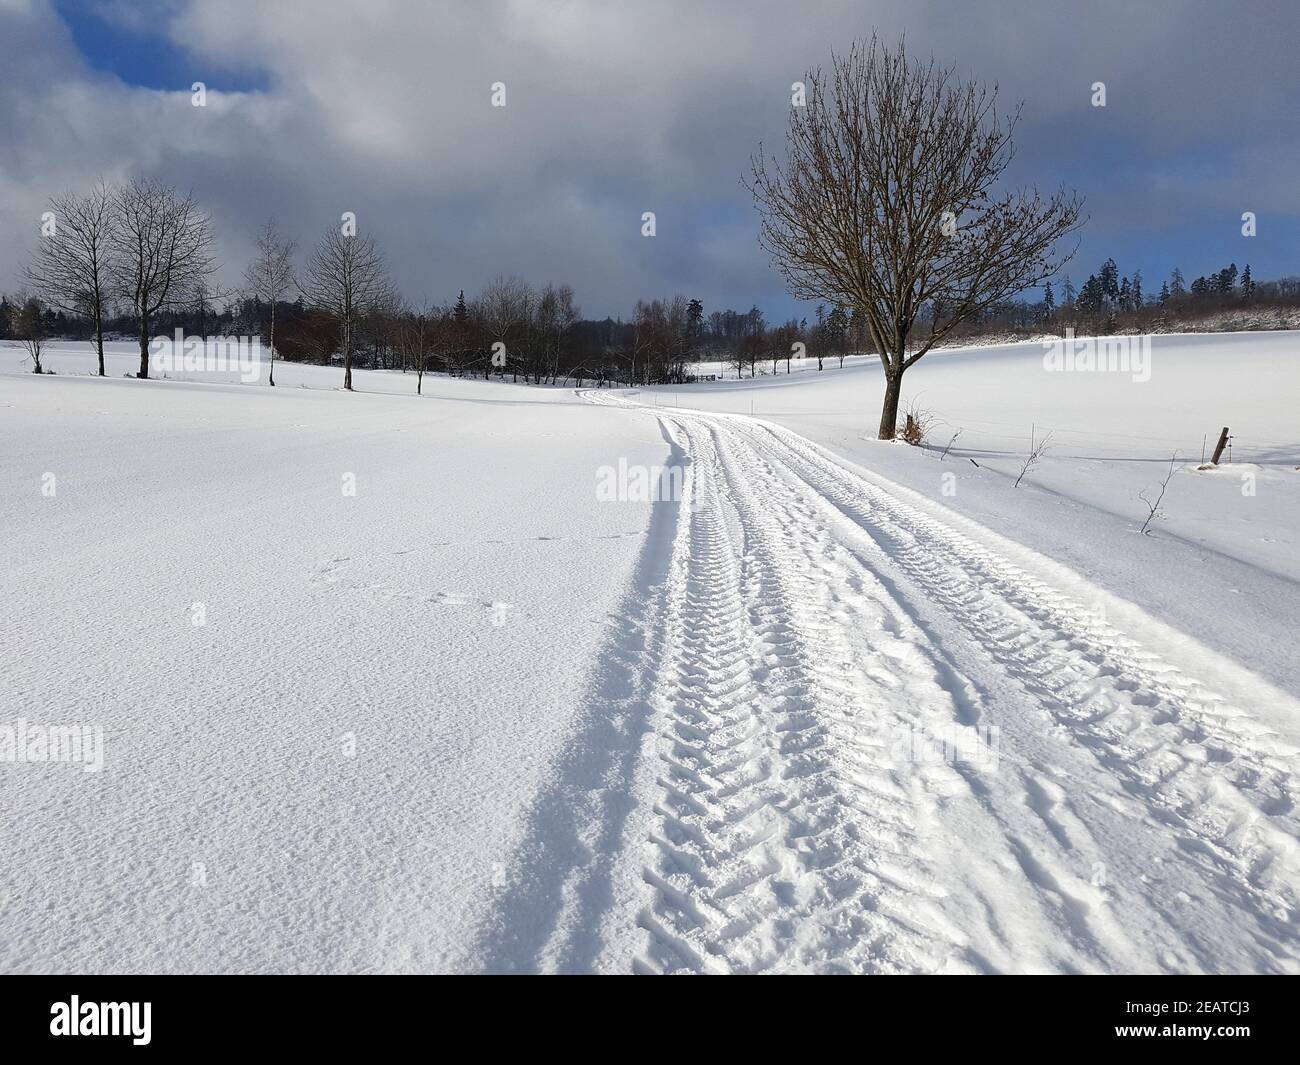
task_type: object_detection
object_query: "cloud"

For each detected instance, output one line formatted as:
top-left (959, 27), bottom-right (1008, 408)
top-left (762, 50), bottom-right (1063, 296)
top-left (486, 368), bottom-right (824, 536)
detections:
top-left (2, 0), bottom-right (1298, 318)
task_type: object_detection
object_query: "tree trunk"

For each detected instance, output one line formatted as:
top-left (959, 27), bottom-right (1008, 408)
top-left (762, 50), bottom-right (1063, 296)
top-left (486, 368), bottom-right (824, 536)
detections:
top-left (95, 307), bottom-right (105, 377)
top-left (137, 314), bottom-right (150, 379)
top-left (268, 304), bottom-right (276, 387)
top-left (343, 320), bottom-right (353, 391)
top-left (878, 369), bottom-right (903, 440)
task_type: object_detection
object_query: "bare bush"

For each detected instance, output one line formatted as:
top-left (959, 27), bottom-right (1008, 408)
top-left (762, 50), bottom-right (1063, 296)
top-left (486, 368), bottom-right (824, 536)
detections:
top-left (939, 428), bottom-right (963, 460)
top-left (1139, 454), bottom-right (1179, 534)
top-left (898, 400), bottom-right (935, 447)
top-left (1014, 431), bottom-right (1053, 488)
top-left (14, 295), bottom-right (46, 373)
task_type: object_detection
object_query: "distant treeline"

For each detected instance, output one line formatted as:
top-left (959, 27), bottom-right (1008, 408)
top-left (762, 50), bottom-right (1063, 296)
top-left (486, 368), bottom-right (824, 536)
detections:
top-left (921, 258), bottom-right (1300, 344)
top-left (5, 175), bottom-right (1298, 387)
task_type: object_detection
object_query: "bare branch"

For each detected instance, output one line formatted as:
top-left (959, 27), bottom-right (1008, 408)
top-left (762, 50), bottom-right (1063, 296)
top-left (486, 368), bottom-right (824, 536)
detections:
top-left (1139, 454), bottom-right (1179, 534)
top-left (1014, 431), bottom-right (1052, 488)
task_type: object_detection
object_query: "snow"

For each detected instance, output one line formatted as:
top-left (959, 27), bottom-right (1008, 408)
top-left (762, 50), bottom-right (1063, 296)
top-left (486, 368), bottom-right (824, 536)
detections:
top-left (2, 332), bottom-right (1298, 973)
top-left (636, 331), bottom-right (1300, 696)
top-left (0, 346), bottom-right (667, 971)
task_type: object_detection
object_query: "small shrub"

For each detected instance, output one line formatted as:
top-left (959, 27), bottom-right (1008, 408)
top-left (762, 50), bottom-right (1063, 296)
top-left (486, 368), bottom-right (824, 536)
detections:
top-left (898, 401), bottom-right (934, 446)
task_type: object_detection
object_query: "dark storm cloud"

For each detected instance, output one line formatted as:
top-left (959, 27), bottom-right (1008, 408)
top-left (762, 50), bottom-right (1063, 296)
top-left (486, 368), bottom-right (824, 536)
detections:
top-left (2, 0), bottom-right (1297, 318)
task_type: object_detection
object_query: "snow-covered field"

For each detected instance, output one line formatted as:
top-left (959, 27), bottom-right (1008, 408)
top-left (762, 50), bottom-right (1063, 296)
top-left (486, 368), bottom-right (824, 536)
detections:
top-left (2, 334), bottom-right (1298, 973)
top-left (1, 345), bottom-right (668, 972)
top-left (646, 332), bottom-right (1300, 695)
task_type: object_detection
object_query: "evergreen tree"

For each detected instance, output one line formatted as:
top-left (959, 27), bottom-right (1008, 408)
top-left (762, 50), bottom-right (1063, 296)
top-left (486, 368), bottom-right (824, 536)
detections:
top-left (686, 297), bottom-right (704, 339)
top-left (1078, 275), bottom-right (1105, 312)
top-left (1169, 268), bottom-right (1186, 299)
top-left (825, 305), bottom-right (848, 352)
top-left (1099, 258), bottom-right (1120, 302)
top-left (842, 306), bottom-right (863, 366)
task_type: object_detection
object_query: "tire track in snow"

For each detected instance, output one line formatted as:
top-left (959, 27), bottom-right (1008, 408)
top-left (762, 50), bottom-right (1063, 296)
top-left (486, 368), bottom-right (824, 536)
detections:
top-left (737, 417), bottom-right (1300, 953)
top-left (581, 390), bottom-right (1300, 973)
top-left (635, 418), bottom-right (970, 973)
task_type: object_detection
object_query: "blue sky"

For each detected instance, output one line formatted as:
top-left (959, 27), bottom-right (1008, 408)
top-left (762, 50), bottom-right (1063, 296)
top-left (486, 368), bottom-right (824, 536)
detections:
top-left (52, 2), bottom-right (268, 93)
top-left (5, 1), bottom-right (1298, 320)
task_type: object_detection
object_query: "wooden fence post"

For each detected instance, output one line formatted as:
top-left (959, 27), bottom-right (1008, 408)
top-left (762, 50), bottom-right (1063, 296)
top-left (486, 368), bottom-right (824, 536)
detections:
top-left (1209, 426), bottom-right (1230, 465)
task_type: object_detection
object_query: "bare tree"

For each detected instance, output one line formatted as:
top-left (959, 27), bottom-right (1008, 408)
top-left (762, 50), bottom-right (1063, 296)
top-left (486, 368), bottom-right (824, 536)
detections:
top-left (536, 282), bottom-right (579, 384)
top-left (14, 295), bottom-right (46, 374)
top-left (479, 275), bottom-right (534, 380)
top-left (191, 280), bottom-right (214, 340)
top-left (626, 301), bottom-right (658, 385)
top-left (111, 178), bottom-right (218, 380)
top-left (740, 306), bottom-right (766, 380)
top-left (242, 217), bottom-right (297, 386)
top-left (23, 181), bottom-right (116, 376)
top-left (396, 302), bottom-right (445, 394)
top-left (300, 227), bottom-right (391, 391)
top-left (749, 36), bottom-right (1084, 438)
top-left (363, 288), bottom-right (405, 371)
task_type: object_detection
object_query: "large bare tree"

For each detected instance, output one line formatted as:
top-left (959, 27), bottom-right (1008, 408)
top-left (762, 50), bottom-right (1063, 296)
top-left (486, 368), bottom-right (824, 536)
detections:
top-left (23, 182), bottom-right (116, 376)
top-left (242, 218), bottom-right (297, 386)
top-left (111, 178), bottom-right (218, 380)
top-left (300, 227), bottom-right (392, 390)
top-left (535, 282), bottom-right (579, 385)
top-left (478, 274), bottom-right (534, 381)
top-left (750, 36), bottom-right (1084, 438)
